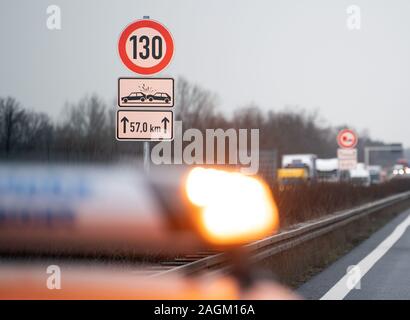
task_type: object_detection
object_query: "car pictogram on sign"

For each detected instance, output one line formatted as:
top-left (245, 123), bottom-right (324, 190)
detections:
top-left (147, 92), bottom-right (171, 103)
top-left (121, 92), bottom-right (147, 103)
top-left (118, 78), bottom-right (174, 107)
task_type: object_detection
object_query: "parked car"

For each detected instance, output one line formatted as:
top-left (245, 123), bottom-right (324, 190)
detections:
top-left (121, 92), bottom-right (146, 103)
top-left (146, 92), bottom-right (171, 103)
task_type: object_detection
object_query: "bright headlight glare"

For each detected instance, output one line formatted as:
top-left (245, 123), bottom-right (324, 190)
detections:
top-left (185, 167), bottom-right (279, 245)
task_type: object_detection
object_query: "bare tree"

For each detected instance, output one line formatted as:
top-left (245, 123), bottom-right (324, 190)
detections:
top-left (0, 97), bottom-right (26, 156)
top-left (55, 95), bottom-right (109, 160)
top-left (176, 77), bottom-right (221, 130)
top-left (232, 106), bottom-right (338, 158)
top-left (19, 111), bottom-right (54, 158)
top-left (0, 79), bottom-right (396, 163)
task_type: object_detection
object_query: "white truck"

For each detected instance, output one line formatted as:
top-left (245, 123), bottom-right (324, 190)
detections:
top-left (316, 158), bottom-right (339, 183)
top-left (279, 154), bottom-right (318, 184)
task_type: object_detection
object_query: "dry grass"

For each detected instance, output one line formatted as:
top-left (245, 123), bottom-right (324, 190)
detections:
top-left (271, 180), bottom-right (410, 229)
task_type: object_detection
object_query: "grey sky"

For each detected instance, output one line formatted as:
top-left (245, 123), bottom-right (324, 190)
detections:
top-left (1, 0), bottom-right (410, 146)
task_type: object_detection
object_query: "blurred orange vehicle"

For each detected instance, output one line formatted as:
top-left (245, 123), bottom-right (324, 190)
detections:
top-left (0, 165), bottom-right (294, 300)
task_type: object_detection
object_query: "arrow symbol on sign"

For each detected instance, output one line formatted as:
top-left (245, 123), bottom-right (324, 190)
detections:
top-left (161, 117), bottom-right (169, 134)
top-left (121, 116), bottom-right (129, 133)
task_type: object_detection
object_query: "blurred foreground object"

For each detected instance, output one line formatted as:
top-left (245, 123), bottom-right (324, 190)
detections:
top-left (0, 165), bottom-right (279, 254)
top-left (0, 165), bottom-right (199, 254)
top-left (185, 167), bottom-right (279, 246)
top-left (0, 263), bottom-right (297, 300)
top-left (0, 165), bottom-right (290, 300)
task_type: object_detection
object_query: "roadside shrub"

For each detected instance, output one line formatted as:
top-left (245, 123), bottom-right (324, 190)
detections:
top-left (272, 180), bottom-right (410, 229)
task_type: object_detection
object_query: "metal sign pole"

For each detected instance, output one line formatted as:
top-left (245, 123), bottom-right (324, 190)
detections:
top-left (143, 15), bottom-right (150, 173)
top-left (143, 141), bottom-right (150, 172)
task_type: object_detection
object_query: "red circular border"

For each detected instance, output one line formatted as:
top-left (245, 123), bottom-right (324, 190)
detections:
top-left (118, 20), bottom-right (174, 75)
top-left (337, 129), bottom-right (358, 149)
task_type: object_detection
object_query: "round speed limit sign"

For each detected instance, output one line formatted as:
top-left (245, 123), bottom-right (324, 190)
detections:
top-left (118, 20), bottom-right (174, 75)
top-left (337, 129), bottom-right (358, 149)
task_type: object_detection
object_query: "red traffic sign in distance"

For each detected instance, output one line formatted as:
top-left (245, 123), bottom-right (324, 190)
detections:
top-left (337, 129), bottom-right (358, 149)
top-left (118, 19), bottom-right (174, 75)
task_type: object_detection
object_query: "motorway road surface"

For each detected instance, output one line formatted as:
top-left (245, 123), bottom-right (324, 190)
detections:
top-left (298, 208), bottom-right (410, 300)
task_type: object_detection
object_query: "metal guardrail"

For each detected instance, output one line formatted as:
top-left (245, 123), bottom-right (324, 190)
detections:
top-left (155, 190), bottom-right (410, 276)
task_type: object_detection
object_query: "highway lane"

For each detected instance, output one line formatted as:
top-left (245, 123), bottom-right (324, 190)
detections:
top-left (298, 208), bottom-right (410, 300)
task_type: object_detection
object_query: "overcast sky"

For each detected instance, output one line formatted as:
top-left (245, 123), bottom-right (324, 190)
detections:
top-left (1, 0), bottom-right (410, 146)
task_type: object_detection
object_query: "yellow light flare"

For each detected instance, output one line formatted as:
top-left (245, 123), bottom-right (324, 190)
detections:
top-left (185, 167), bottom-right (279, 246)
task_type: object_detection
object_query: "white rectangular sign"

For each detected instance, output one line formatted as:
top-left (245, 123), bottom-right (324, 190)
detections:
top-left (118, 78), bottom-right (174, 107)
top-left (337, 148), bottom-right (358, 170)
top-left (116, 110), bottom-right (173, 141)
